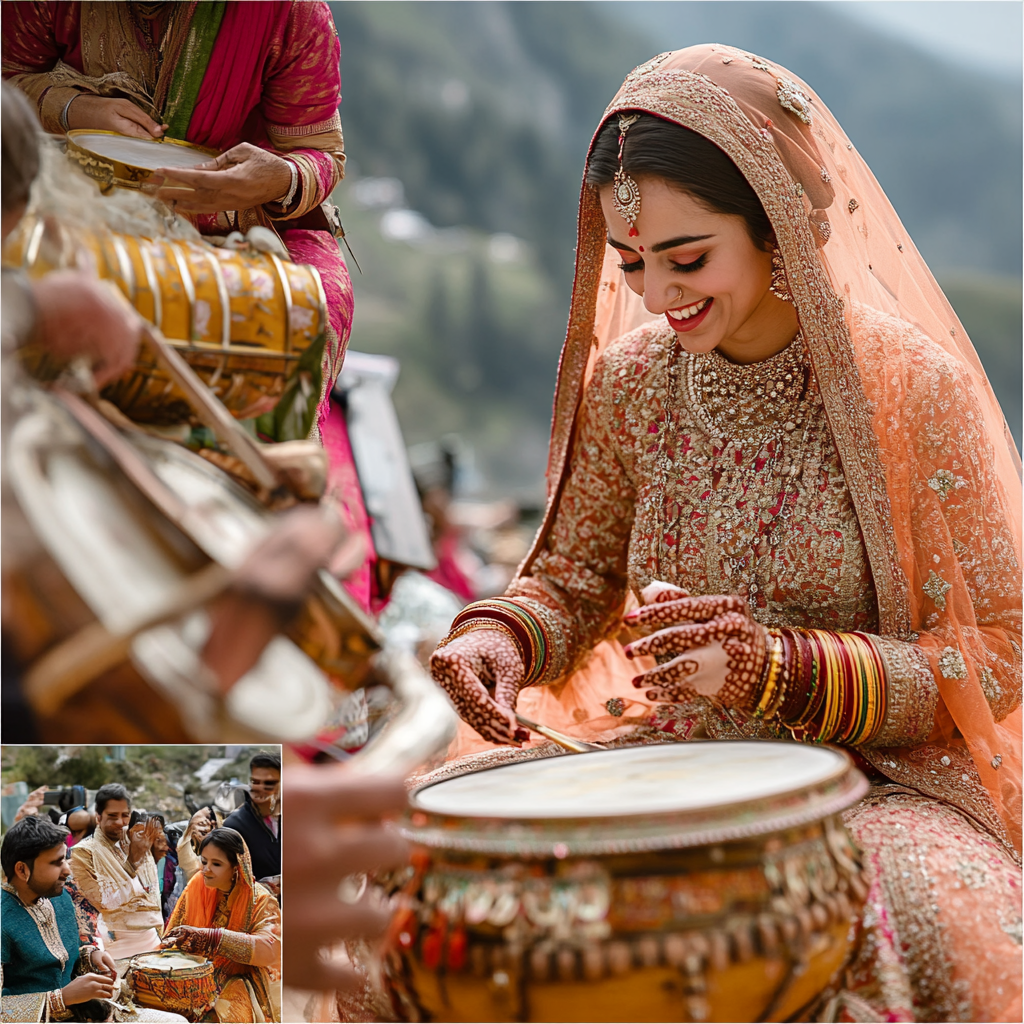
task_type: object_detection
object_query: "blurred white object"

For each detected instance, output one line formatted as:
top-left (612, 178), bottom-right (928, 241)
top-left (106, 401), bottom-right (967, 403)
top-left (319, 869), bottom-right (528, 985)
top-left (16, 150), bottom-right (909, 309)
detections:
top-left (352, 177), bottom-right (405, 210)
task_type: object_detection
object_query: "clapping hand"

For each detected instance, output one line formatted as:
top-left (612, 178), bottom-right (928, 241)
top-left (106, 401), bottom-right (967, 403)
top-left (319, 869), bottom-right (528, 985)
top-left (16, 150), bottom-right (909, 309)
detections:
top-left (127, 818), bottom-right (161, 867)
top-left (622, 582), bottom-right (768, 710)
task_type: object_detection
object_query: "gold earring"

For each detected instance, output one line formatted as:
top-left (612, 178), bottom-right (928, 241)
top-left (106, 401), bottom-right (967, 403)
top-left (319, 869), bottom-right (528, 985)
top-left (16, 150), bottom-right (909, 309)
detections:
top-left (770, 246), bottom-right (793, 302)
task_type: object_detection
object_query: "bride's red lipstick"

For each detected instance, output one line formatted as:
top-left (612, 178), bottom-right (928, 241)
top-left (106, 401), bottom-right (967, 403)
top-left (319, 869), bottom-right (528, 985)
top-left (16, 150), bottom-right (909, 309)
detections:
top-left (666, 297), bottom-right (713, 333)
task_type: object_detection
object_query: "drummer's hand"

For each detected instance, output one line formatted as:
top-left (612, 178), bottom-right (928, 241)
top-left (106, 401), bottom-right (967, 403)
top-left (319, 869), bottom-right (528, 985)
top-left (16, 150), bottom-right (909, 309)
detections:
top-left (31, 272), bottom-right (140, 386)
top-left (430, 630), bottom-right (530, 745)
top-left (62, 973), bottom-right (116, 1005)
top-left (151, 142), bottom-right (292, 213)
top-left (89, 948), bottom-right (118, 980)
top-left (622, 584), bottom-right (768, 709)
top-left (161, 925), bottom-right (215, 954)
top-left (283, 765), bottom-right (408, 992)
top-left (65, 95), bottom-right (166, 139)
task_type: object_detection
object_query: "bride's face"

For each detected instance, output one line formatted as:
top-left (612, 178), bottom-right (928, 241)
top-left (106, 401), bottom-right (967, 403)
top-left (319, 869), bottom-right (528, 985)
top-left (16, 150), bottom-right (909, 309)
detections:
top-left (599, 177), bottom-right (794, 362)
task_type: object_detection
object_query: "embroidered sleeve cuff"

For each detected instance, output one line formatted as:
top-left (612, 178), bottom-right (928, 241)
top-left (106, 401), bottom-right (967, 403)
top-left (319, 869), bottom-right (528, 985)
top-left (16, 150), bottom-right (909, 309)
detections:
top-left (39, 85), bottom-right (84, 135)
top-left (867, 635), bottom-right (938, 747)
top-left (216, 930), bottom-right (257, 965)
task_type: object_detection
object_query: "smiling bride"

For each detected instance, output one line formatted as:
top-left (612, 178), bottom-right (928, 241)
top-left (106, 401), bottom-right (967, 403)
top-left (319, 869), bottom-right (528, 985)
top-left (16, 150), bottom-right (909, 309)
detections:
top-left (428, 45), bottom-right (1022, 1021)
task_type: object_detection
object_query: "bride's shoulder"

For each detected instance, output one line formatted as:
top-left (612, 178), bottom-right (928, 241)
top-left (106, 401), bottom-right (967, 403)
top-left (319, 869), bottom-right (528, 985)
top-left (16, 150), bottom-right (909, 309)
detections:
top-left (596, 320), bottom-right (675, 379)
top-left (849, 301), bottom-right (969, 391)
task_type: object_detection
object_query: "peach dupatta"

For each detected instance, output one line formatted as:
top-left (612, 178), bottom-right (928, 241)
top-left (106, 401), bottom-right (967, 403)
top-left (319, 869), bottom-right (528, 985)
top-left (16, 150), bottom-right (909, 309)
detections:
top-left (515, 46), bottom-right (1021, 851)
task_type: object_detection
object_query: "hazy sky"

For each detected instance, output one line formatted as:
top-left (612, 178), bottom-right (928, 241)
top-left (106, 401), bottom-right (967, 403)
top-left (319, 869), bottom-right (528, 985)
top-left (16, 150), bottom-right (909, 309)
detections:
top-left (834, 1), bottom-right (1022, 77)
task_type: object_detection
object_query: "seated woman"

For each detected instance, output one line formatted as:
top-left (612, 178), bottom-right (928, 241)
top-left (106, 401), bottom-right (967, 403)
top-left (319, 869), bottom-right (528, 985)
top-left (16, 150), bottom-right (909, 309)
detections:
top-left (430, 46), bottom-right (1022, 1021)
top-left (161, 829), bottom-right (279, 1023)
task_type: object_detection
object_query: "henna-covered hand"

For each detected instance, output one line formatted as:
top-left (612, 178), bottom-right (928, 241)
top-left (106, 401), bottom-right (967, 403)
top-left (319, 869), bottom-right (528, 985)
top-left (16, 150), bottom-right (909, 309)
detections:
top-left (622, 583), bottom-right (768, 709)
top-left (161, 925), bottom-right (217, 955)
top-left (429, 630), bottom-right (531, 746)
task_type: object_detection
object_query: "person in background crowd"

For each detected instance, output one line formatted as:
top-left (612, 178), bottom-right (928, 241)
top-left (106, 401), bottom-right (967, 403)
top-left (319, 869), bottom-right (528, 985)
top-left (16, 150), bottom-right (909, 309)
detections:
top-left (175, 806), bottom-right (216, 883)
top-left (1, 815), bottom-right (184, 1022)
top-left (221, 752), bottom-right (280, 889)
top-left (68, 784), bottom-right (163, 959)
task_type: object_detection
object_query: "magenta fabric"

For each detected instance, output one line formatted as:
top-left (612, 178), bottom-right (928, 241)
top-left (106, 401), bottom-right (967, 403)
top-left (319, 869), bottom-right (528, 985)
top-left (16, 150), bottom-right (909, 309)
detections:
top-left (319, 399), bottom-right (374, 611)
top-left (280, 228), bottom-right (370, 612)
top-left (183, 2), bottom-right (289, 151)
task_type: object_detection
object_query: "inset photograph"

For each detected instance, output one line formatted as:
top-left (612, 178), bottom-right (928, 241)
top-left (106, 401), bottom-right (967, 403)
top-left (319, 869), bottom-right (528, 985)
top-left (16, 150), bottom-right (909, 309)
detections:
top-left (1, 744), bottom-right (281, 1022)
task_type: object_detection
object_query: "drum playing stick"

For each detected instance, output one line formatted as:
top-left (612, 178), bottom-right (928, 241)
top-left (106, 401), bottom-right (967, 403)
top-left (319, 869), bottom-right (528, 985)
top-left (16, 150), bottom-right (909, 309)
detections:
top-left (513, 712), bottom-right (604, 753)
top-left (141, 324), bottom-right (279, 492)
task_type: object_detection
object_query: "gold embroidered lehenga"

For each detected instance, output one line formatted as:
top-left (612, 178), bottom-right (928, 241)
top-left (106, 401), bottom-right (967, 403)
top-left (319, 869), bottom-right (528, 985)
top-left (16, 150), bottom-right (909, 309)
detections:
top-left (437, 46), bottom-right (1022, 1022)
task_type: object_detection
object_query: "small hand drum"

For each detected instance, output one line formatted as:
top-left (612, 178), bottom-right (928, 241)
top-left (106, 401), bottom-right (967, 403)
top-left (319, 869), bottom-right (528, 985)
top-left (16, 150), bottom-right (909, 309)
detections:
top-left (65, 130), bottom-right (216, 191)
top-left (129, 950), bottom-right (216, 1021)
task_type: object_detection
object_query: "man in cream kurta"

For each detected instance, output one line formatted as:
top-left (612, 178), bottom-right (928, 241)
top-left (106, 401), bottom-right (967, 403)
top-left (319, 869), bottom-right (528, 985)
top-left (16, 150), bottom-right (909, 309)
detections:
top-left (68, 785), bottom-right (163, 959)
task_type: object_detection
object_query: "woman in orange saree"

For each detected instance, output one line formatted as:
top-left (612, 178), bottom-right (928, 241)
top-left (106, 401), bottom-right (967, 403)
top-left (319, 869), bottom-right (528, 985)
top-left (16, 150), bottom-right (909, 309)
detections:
top-left (430, 47), bottom-right (1022, 1022)
top-left (162, 828), bottom-right (280, 1023)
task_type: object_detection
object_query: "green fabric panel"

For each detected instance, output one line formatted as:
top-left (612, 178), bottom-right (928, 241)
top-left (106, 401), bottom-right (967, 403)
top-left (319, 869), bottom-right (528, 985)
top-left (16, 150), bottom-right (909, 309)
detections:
top-left (163, 1), bottom-right (227, 140)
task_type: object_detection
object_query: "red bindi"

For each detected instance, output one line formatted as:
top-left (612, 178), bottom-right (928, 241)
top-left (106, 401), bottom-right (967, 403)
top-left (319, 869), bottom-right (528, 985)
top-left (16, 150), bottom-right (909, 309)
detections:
top-left (638, 245), bottom-right (644, 252)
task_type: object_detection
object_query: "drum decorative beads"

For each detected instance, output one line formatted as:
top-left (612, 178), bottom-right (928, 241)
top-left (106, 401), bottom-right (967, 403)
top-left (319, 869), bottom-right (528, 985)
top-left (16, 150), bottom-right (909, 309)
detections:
top-left (385, 741), bottom-right (870, 1024)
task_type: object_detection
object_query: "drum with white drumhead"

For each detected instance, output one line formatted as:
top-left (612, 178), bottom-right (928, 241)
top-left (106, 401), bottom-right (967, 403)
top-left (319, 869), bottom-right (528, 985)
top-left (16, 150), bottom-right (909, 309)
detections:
top-left (386, 741), bottom-right (869, 1023)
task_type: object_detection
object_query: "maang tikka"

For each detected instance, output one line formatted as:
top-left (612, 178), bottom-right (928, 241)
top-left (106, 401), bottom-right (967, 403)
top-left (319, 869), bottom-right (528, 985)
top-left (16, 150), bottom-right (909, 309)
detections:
top-left (612, 114), bottom-right (642, 237)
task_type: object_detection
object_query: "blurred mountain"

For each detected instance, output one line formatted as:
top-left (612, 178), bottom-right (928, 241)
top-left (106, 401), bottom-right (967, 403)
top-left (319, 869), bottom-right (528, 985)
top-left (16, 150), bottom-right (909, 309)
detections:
top-left (328, 2), bottom-right (1021, 489)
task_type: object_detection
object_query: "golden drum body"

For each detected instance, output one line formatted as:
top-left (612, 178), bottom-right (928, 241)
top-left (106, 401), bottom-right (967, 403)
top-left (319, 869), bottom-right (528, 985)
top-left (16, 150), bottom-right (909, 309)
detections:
top-left (389, 742), bottom-right (869, 1024)
top-left (128, 951), bottom-right (216, 1020)
top-left (4, 214), bottom-right (327, 421)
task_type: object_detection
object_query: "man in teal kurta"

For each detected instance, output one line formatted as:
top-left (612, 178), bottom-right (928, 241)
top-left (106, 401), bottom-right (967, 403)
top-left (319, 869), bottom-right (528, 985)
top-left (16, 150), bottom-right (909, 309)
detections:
top-left (2, 815), bottom-right (116, 1022)
top-left (1, 816), bottom-right (186, 1023)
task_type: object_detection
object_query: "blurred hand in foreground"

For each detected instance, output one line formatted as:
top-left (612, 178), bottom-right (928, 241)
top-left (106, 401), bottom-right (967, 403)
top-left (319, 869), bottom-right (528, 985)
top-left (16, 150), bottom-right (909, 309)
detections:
top-left (201, 505), bottom-right (364, 694)
top-left (30, 272), bottom-right (140, 386)
top-left (283, 765), bottom-right (408, 992)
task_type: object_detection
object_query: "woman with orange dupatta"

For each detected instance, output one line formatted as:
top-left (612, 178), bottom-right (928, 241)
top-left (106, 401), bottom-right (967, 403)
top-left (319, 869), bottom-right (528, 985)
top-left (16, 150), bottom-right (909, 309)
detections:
top-left (162, 828), bottom-right (280, 1023)
top-left (429, 47), bottom-right (1022, 1022)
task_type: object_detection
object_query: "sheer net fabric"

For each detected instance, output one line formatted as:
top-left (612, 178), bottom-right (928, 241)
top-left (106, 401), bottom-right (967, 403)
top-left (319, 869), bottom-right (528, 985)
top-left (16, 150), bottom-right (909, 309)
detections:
top-left (519, 45), bottom-right (1020, 851)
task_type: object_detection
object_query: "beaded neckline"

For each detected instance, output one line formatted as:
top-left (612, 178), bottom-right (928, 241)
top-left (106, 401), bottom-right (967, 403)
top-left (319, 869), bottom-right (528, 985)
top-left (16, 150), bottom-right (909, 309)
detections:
top-left (679, 334), bottom-right (811, 445)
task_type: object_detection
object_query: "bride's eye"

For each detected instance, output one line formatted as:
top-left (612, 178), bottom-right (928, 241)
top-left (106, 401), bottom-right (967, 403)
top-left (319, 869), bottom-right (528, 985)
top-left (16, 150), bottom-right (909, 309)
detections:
top-left (672, 254), bottom-right (707, 273)
top-left (618, 258), bottom-right (643, 273)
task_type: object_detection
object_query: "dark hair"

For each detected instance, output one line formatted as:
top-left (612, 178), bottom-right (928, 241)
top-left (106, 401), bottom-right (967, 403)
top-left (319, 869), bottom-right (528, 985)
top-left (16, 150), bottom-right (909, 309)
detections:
top-left (587, 112), bottom-right (774, 250)
top-left (199, 827), bottom-right (246, 866)
top-left (1, 82), bottom-right (41, 216)
top-left (249, 751), bottom-right (281, 773)
top-left (95, 784), bottom-right (131, 816)
top-left (2, 816), bottom-right (69, 880)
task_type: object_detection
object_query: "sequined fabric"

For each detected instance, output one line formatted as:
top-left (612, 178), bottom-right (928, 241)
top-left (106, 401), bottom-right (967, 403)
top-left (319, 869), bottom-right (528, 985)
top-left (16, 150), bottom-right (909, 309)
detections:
top-left (832, 788), bottom-right (1022, 1023)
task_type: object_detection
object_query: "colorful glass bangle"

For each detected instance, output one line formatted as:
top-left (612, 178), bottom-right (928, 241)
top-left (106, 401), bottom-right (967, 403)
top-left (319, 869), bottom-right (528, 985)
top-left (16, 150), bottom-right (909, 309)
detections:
top-left (443, 599), bottom-right (550, 684)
